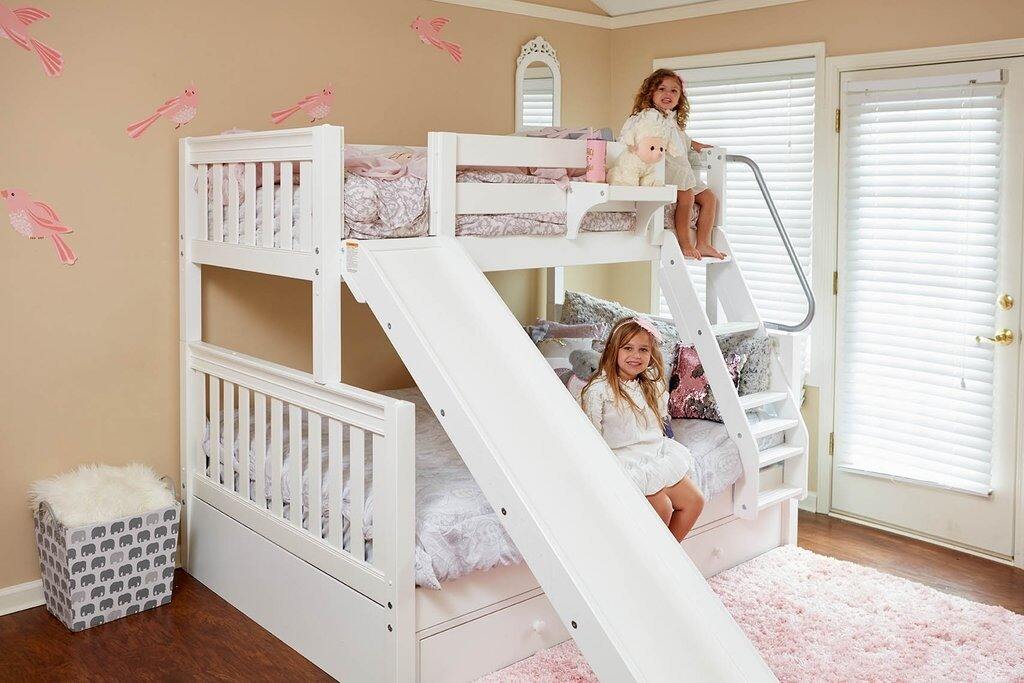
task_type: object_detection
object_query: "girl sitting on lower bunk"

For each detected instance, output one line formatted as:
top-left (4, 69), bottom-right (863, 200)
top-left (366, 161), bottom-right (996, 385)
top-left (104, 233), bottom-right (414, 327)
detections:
top-left (580, 317), bottom-right (705, 541)
top-left (621, 68), bottom-right (725, 261)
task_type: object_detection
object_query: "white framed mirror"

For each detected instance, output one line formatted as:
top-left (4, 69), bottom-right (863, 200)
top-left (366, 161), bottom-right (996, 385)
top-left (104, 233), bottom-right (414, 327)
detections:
top-left (515, 36), bottom-right (561, 131)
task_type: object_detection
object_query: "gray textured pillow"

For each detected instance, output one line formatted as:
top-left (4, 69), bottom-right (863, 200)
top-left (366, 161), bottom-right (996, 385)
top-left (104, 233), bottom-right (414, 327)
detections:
top-left (560, 290), bottom-right (680, 364)
top-left (717, 333), bottom-right (775, 395)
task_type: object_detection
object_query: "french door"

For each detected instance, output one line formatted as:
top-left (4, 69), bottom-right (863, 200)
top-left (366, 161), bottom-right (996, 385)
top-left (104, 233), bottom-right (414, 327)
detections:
top-left (831, 58), bottom-right (1023, 557)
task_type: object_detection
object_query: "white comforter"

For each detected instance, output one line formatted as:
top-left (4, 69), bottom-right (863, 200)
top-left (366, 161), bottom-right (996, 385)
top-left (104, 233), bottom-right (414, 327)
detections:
top-left (202, 387), bottom-right (753, 588)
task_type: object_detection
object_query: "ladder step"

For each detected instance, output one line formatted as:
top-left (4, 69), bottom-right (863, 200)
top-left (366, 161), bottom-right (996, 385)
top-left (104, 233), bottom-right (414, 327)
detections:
top-left (749, 417), bottom-right (799, 440)
top-left (683, 254), bottom-right (732, 264)
top-left (758, 444), bottom-right (804, 468)
top-left (757, 486), bottom-right (803, 511)
top-left (711, 321), bottom-right (759, 336)
top-left (739, 391), bottom-right (788, 410)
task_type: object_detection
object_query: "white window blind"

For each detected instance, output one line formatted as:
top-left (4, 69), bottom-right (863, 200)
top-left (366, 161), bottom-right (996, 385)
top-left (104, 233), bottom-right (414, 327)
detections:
top-left (836, 70), bottom-right (1005, 496)
top-left (658, 58), bottom-right (815, 325)
top-left (522, 69), bottom-right (555, 128)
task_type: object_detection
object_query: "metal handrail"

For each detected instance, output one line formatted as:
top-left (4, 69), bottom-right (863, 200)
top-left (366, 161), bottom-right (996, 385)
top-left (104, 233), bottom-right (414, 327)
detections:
top-left (725, 154), bottom-right (815, 333)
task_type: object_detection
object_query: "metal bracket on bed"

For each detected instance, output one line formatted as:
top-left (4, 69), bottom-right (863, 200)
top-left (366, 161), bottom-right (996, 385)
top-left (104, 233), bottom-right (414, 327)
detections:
top-left (564, 182), bottom-right (676, 241)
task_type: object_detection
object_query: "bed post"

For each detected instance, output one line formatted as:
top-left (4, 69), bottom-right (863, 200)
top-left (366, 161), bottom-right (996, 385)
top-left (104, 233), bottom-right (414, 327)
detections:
top-left (428, 132), bottom-right (458, 237)
top-left (312, 125), bottom-right (343, 385)
top-left (178, 138), bottom-right (203, 564)
top-left (546, 267), bottom-right (564, 321)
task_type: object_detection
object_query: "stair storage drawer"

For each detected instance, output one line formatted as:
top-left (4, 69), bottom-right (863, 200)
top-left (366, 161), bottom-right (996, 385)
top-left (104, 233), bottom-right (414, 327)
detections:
top-left (418, 593), bottom-right (569, 683)
top-left (683, 503), bottom-right (785, 578)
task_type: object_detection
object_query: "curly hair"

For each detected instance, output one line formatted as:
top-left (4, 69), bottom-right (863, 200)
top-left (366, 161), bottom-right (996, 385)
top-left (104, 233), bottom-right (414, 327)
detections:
top-left (631, 69), bottom-right (688, 130)
top-left (580, 318), bottom-right (666, 427)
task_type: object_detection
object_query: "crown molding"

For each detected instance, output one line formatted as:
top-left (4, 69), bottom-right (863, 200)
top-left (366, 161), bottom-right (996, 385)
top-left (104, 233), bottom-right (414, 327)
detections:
top-left (433, 0), bottom-right (610, 28)
top-left (432, 0), bottom-right (809, 28)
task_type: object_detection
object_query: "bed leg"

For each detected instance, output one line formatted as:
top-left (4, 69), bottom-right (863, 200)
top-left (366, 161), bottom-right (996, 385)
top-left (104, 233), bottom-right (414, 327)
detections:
top-left (781, 498), bottom-right (798, 545)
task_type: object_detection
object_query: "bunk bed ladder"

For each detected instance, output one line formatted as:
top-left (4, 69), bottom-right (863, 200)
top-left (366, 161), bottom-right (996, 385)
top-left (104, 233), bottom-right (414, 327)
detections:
top-left (659, 234), bottom-right (808, 521)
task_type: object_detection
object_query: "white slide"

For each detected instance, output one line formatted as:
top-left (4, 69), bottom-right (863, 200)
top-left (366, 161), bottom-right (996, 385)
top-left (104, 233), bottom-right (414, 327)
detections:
top-left (346, 237), bottom-right (775, 682)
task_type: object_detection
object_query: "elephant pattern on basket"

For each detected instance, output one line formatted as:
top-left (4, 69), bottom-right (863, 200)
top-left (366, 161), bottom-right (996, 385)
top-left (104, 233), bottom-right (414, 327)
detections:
top-left (34, 502), bottom-right (179, 632)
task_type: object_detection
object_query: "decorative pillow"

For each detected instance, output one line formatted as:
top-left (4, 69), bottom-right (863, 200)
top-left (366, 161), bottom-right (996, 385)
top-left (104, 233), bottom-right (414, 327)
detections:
top-left (536, 336), bottom-right (598, 368)
top-left (526, 319), bottom-right (605, 344)
top-left (560, 291), bottom-right (679, 366)
top-left (668, 345), bottom-right (745, 423)
top-left (716, 333), bottom-right (775, 395)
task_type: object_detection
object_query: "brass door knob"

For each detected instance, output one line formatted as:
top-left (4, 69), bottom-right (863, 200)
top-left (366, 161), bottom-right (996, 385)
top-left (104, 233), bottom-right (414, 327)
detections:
top-left (998, 294), bottom-right (1014, 310)
top-left (976, 329), bottom-right (1015, 346)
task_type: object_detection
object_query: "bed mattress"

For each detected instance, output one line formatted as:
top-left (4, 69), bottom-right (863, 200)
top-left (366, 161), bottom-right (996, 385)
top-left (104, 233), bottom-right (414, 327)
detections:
top-left (202, 387), bottom-right (773, 588)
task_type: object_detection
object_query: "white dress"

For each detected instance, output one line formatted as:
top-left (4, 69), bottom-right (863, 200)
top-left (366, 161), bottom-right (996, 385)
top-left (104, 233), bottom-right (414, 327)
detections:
top-left (581, 374), bottom-right (695, 495)
top-left (619, 109), bottom-right (695, 191)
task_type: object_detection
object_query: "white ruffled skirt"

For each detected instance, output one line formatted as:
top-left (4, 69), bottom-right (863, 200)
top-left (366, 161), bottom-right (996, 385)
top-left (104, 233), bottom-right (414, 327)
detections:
top-left (616, 437), bottom-right (694, 495)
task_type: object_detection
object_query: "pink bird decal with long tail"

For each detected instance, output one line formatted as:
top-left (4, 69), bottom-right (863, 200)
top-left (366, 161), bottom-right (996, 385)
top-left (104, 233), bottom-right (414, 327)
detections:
top-left (271, 86), bottom-right (334, 125)
top-left (410, 16), bottom-right (462, 63)
top-left (126, 85), bottom-right (199, 139)
top-left (0, 4), bottom-right (63, 76)
top-left (2, 188), bottom-right (76, 265)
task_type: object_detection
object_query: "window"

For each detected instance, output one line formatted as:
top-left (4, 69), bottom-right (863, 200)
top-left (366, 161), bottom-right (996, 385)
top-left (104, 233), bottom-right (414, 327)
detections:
top-left (656, 57), bottom-right (815, 326)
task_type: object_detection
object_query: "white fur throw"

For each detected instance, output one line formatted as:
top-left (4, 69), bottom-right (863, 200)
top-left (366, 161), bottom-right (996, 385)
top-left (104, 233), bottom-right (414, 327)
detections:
top-left (29, 464), bottom-right (175, 527)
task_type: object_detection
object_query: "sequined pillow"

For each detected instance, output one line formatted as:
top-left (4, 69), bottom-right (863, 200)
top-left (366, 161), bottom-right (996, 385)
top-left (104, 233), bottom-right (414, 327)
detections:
top-left (668, 345), bottom-right (745, 423)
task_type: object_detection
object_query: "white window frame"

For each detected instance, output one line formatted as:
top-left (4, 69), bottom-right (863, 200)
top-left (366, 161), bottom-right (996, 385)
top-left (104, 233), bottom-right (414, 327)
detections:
top-left (650, 43), bottom-right (828, 387)
top-left (817, 39), bottom-right (1024, 570)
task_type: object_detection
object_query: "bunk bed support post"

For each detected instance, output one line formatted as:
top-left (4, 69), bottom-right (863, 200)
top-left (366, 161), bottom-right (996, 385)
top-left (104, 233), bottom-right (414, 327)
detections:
top-left (428, 132), bottom-right (458, 237)
top-left (546, 267), bottom-right (564, 321)
top-left (375, 399), bottom-right (417, 681)
top-left (178, 137), bottom-right (203, 562)
top-left (312, 125), bottom-right (343, 385)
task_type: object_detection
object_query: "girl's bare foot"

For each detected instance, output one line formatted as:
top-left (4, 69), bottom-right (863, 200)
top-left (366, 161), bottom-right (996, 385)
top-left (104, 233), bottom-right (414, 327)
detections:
top-left (696, 242), bottom-right (726, 260)
top-left (682, 243), bottom-right (702, 260)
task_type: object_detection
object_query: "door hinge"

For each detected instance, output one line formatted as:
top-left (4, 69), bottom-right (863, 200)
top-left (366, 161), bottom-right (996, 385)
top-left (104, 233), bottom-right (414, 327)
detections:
top-left (834, 108), bottom-right (841, 133)
top-left (828, 432), bottom-right (835, 456)
top-left (832, 271), bottom-right (839, 295)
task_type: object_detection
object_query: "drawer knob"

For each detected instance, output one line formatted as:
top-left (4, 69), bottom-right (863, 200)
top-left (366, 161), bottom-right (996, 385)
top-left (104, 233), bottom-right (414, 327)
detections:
top-left (531, 619), bottom-right (546, 633)
top-left (711, 547), bottom-right (723, 559)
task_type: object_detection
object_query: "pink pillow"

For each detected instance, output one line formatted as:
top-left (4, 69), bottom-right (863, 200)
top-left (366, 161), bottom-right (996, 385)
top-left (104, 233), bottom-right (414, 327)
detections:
top-left (668, 345), bottom-right (744, 422)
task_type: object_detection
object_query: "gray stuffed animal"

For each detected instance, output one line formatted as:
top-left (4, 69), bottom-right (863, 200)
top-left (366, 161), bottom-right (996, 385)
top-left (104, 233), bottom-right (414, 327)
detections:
top-left (556, 349), bottom-right (601, 400)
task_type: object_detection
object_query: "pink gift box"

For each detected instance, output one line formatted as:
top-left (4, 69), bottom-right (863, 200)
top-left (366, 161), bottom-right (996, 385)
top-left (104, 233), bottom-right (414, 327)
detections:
top-left (585, 140), bottom-right (607, 183)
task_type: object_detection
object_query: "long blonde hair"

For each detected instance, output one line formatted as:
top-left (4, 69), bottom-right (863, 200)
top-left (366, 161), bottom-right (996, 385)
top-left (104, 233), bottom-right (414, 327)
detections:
top-left (631, 69), bottom-right (688, 131)
top-left (581, 318), bottom-right (666, 427)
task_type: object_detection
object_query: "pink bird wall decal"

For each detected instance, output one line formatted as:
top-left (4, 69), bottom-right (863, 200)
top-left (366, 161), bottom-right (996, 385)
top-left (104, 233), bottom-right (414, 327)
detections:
top-left (0, 4), bottom-right (63, 76)
top-left (270, 86), bottom-right (335, 125)
top-left (410, 16), bottom-right (462, 63)
top-left (126, 85), bottom-right (199, 139)
top-left (2, 188), bottom-right (76, 265)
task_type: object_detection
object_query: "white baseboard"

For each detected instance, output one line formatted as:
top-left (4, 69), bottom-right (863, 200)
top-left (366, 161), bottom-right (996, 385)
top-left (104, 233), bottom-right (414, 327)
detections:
top-left (0, 579), bottom-right (44, 617)
top-left (798, 492), bottom-right (818, 513)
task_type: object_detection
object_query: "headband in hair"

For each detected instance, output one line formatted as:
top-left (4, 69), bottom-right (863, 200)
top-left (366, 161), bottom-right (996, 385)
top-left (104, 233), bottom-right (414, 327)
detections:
top-left (626, 316), bottom-right (663, 344)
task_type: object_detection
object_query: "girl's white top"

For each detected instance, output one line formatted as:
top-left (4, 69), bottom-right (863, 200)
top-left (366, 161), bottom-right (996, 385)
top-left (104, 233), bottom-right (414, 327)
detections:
top-left (582, 373), bottom-right (694, 495)
top-left (619, 108), bottom-right (696, 191)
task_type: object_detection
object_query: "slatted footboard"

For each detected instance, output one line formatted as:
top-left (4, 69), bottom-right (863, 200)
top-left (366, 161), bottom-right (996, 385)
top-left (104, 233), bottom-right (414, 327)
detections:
top-left (180, 341), bottom-right (415, 679)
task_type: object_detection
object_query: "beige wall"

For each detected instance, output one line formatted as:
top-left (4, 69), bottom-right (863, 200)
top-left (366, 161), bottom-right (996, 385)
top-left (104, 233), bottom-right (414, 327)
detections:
top-left (0, 0), bottom-right (610, 588)
top-left (605, 0), bottom-right (1024, 497)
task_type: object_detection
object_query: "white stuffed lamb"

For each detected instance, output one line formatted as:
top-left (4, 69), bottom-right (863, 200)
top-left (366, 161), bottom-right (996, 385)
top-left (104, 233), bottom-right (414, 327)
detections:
top-left (607, 111), bottom-right (683, 187)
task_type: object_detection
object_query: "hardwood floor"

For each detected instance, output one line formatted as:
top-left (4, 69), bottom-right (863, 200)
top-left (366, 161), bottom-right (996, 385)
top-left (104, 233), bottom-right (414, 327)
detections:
top-left (797, 511), bottom-right (1024, 615)
top-left (1, 511), bottom-right (1021, 681)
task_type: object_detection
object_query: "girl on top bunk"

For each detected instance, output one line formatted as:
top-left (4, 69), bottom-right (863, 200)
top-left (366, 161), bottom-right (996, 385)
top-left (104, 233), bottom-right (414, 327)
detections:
top-left (580, 317), bottom-right (705, 541)
top-left (621, 68), bottom-right (725, 261)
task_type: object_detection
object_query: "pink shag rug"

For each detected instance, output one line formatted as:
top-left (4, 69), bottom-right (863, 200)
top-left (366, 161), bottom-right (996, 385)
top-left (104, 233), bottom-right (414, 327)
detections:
top-left (478, 546), bottom-right (1024, 683)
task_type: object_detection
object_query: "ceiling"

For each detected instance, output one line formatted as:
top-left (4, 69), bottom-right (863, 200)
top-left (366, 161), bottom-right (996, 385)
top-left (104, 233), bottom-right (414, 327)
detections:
top-left (589, 0), bottom-right (717, 16)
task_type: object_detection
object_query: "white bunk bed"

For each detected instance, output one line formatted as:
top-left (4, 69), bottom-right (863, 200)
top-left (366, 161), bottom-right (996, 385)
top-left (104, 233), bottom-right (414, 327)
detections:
top-left (178, 125), bottom-right (808, 682)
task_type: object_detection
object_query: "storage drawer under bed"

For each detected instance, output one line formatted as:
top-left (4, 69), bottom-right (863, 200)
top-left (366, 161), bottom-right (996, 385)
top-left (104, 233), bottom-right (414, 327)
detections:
top-left (418, 593), bottom-right (569, 683)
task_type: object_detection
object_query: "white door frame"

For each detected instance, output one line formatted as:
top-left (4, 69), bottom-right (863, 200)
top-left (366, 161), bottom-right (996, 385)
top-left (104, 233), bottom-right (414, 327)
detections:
top-left (816, 37), bottom-right (1024, 569)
